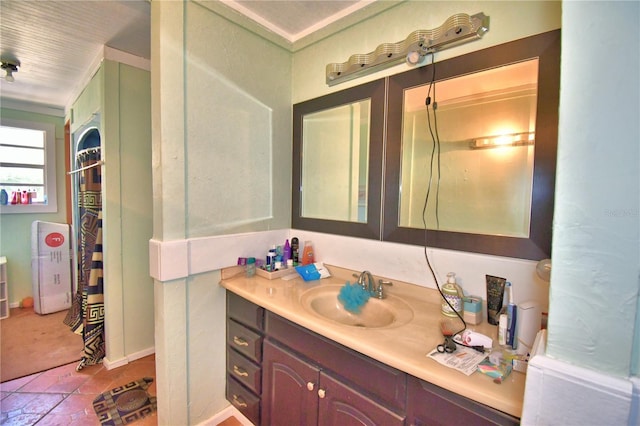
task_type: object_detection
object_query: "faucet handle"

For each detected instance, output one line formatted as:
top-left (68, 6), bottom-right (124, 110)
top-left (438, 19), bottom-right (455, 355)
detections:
top-left (375, 280), bottom-right (393, 299)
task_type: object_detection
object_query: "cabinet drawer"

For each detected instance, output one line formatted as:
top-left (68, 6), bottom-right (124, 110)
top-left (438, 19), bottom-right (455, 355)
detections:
top-left (227, 347), bottom-right (262, 394)
top-left (227, 292), bottom-right (264, 331)
top-left (228, 319), bottom-right (263, 363)
top-left (227, 375), bottom-right (260, 426)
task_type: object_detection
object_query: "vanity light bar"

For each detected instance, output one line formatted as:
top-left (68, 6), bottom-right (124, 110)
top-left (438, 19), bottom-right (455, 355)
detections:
top-left (470, 132), bottom-right (535, 150)
top-left (326, 12), bottom-right (490, 86)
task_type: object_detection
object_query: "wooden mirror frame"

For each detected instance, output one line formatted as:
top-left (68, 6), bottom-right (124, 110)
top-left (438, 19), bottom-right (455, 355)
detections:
top-left (292, 79), bottom-right (386, 239)
top-left (383, 30), bottom-right (561, 260)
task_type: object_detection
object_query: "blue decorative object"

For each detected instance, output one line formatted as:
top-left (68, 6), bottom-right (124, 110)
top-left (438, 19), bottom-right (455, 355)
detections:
top-left (338, 281), bottom-right (370, 313)
top-left (295, 264), bottom-right (322, 281)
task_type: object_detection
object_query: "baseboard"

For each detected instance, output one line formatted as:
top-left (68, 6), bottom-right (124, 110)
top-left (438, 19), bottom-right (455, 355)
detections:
top-left (103, 346), bottom-right (155, 370)
top-left (198, 405), bottom-right (253, 426)
top-left (521, 354), bottom-right (634, 425)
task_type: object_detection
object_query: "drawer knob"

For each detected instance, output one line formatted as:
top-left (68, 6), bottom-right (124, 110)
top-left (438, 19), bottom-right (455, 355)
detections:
top-left (318, 389), bottom-right (326, 399)
top-left (306, 382), bottom-right (315, 391)
top-left (233, 336), bottom-right (249, 347)
top-left (232, 394), bottom-right (248, 408)
top-left (233, 365), bottom-right (249, 377)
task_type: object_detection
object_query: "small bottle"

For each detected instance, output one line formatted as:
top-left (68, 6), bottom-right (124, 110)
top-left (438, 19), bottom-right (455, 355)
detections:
top-left (246, 257), bottom-right (256, 277)
top-left (0, 189), bottom-right (8, 205)
top-left (301, 241), bottom-right (315, 265)
top-left (441, 272), bottom-right (464, 317)
top-left (282, 239), bottom-right (291, 265)
top-left (266, 247), bottom-right (276, 272)
top-left (291, 237), bottom-right (299, 265)
top-left (498, 314), bottom-right (508, 346)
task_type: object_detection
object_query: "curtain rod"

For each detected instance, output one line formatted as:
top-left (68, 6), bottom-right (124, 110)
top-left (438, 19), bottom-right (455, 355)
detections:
top-left (67, 160), bottom-right (104, 175)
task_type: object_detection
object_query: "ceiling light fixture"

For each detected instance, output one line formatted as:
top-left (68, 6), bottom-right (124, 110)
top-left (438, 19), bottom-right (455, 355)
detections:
top-left (1, 59), bottom-right (20, 83)
top-left (326, 12), bottom-right (490, 86)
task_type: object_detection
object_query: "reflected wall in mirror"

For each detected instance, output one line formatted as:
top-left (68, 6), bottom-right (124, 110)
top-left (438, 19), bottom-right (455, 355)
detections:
top-left (293, 79), bottom-right (385, 239)
top-left (302, 99), bottom-right (371, 223)
top-left (384, 30), bottom-right (560, 259)
top-left (399, 59), bottom-right (539, 238)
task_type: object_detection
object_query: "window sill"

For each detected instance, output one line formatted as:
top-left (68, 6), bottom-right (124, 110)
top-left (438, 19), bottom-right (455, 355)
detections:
top-left (0, 203), bottom-right (57, 214)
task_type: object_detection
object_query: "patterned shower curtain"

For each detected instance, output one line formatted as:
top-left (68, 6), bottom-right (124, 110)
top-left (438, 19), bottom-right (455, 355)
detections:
top-left (64, 148), bottom-right (105, 370)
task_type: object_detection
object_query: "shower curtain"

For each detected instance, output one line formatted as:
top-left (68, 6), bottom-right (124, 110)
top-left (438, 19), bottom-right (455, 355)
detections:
top-left (64, 148), bottom-right (105, 370)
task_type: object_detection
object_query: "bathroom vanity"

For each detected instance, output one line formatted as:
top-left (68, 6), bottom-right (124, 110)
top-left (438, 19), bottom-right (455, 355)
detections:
top-left (221, 265), bottom-right (523, 425)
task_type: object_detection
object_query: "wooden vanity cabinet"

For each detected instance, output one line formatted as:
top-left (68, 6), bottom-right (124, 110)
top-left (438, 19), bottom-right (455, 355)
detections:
top-left (226, 293), bottom-right (265, 425)
top-left (225, 291), bottom-right (520, 426)
top-left (263, 312), bottom-right (405, 426)
top-left (406, 375), bottom-right (519, 426)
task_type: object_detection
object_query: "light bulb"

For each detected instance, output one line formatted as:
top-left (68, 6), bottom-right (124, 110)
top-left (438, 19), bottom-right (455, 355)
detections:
top-left (406, 51), bottom-right (421, 65)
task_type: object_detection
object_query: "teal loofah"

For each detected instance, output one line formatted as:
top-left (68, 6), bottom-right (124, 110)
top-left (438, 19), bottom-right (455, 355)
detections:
top-left (338, 281), bottom-right (370, 313)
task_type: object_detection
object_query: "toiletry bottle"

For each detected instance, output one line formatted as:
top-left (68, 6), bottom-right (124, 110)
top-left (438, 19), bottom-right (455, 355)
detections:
top-left (498, 314), bottom-right (508, 346)
top-left (283, 239), bottom-right (291, 265)
top-left (266, 247), bottom-right (276, 272)
top-left (301, 241), bottom-right (315, 265)
top-left (506, 282), bottom-right (518, 349)
top-left (246, 257), bottom-right (256, 277)
top-left (0, 189), bottom-right (7, 205)
top-left (441, 272), bottom-right (464, 317)
top-left (291, 237), bottom-right (299, 265)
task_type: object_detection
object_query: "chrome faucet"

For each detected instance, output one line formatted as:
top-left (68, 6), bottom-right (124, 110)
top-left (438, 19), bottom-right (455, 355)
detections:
top-left (352, 271), bottom-right (393, 299)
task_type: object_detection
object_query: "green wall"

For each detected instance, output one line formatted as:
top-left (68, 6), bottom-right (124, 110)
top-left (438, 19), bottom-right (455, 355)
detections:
top-left (69, 59), bottom-right (154, 362)
top-left (0, 109), bottom-right (66, 305)
top-left (151, 1), bottom-right (292, 423)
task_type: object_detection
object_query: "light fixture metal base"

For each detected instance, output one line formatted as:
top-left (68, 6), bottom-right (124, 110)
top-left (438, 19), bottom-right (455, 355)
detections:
top-left (326, 12), bottom-right (489, 86)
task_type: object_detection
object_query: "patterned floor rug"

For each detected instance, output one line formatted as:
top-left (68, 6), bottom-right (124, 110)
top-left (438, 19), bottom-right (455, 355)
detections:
top-left (93, 377), bottom-right (157, 425)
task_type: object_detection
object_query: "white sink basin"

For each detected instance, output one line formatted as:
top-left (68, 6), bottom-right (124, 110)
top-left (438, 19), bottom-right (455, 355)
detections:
top-left (300, 284), bottom-right (413, 328)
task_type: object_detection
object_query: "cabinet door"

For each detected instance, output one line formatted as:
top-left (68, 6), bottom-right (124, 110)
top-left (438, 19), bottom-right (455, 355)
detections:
top-left (406, 376), bottom-right (519, 426)
top-left (318, 372), bottom-right (405, 426)
top-left (262, 339), bottom-right (319, 426)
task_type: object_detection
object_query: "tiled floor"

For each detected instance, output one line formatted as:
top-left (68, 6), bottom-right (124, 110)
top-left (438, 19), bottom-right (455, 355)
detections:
top-left (0, 355), bottom-right (157, 426)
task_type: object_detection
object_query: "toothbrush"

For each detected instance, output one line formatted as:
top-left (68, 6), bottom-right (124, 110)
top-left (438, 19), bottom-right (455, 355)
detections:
top-left (506, 282), bottom-right (517, 349)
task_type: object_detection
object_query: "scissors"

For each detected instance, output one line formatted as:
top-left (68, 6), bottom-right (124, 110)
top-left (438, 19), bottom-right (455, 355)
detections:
top-left (437, 336), bottom-right (457, 353)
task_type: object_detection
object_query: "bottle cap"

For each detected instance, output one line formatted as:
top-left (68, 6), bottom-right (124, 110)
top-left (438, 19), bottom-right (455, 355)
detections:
top-left (247, 257), bottom-right (255, 264)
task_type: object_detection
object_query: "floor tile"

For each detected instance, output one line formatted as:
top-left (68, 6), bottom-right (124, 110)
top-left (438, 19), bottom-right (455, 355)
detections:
top-left (48, 393), bottom-right (98, 416)
top-left (0, 356), bottom-right (167, 426)
top-left (0, 412), bottom-right (43, 426)
top-left (0, 374), bottom-right (38, 392)
top-left (1, 392), bottom-right (39, 413)
top-left (22, 392), bottom-right (66, 414)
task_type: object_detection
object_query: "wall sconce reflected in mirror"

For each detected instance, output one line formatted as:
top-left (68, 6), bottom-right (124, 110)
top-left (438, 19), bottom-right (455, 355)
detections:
top-left (469, 132), bottom-right (535, 150)
top-left (326, 12), bottom-right (490, 86)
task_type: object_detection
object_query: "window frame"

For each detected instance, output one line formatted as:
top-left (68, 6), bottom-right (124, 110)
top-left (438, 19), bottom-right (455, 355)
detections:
top-left (0, 118), bottom-right (58, 214)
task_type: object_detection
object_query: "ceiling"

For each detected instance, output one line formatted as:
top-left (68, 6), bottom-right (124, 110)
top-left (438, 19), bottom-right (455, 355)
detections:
top-left (0, 0), bottom-right (390, 113)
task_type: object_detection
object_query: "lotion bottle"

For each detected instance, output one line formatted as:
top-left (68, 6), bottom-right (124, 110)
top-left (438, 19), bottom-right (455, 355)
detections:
top-left (441, 272), bottom-right (464, 317)
top-left (301, 241), bottom-right (315, 265)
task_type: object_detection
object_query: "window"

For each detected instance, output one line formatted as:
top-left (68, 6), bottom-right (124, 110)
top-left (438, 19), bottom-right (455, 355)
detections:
top-left (0, 118), bottom-right (57, 214)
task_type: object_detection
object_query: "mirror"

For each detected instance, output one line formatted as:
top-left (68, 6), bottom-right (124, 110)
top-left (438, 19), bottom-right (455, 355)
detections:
top-left (398, 59), bottom-right (539, 238)
top-left (293, 79), bottom-right (385, 239)
top-left (301, 98), bottom-right (371, 223)
top-left (292, 30), bottom-right (560, 260)
top-left (384, 30), bottom-right (560, 259)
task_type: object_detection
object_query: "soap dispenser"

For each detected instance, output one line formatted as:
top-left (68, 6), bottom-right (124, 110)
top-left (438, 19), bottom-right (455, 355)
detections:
top-left (441, 272), bottom-right (464, 318)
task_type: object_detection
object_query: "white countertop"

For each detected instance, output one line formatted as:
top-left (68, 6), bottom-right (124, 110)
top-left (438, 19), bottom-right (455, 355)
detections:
top-left (220, 264), bottom-right (525, 418)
